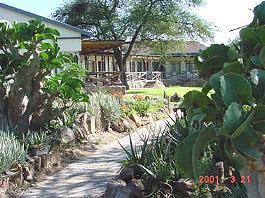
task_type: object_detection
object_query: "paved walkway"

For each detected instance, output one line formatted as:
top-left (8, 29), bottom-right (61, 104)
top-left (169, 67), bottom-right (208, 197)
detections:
top-left (21, 118), bottom-right (171, 198)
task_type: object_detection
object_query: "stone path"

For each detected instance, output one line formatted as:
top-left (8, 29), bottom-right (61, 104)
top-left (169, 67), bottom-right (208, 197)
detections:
top-left (21, 118), bottom-right (171, 198)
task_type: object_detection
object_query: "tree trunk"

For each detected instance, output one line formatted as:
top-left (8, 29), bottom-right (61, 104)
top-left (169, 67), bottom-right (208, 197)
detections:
top-left (113, 48), bottom-right (128, 89)
top-left (0, 103), bottom-right (8, 131)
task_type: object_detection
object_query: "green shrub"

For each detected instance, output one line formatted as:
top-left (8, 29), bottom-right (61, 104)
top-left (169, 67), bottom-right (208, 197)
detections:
top-left (0, 131), bottom-right (26, 176)
top-left (90, 91), bottom-right (121, 124)
top-left (50, 100), bottom-right (90, 129)
top-left (175, 1), bottom-right (265, 184)
top-left (23, 131), bottom-right (49, 149)
top-left (147, 96), bottom-right (167, 112)
top-left (133, 100), bottom-right (150, 116)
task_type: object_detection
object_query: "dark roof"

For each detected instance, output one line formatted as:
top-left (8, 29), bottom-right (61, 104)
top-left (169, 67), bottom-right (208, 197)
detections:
top-left (127, 41), bottom-right (206, 57)
top-left (0, 3), bottom-right (92, 37)
top-left (176, 41), bottom-right (207, 54)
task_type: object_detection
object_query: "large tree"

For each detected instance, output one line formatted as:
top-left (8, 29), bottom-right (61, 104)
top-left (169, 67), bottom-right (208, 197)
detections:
top-left (53, 0), bottom-right (213, 86)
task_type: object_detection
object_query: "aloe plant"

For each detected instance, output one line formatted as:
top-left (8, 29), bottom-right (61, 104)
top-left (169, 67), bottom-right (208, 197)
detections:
top-left (0, 130), bottom-right (26, 176)
top-left (24, 131), bottom-right (49, 149)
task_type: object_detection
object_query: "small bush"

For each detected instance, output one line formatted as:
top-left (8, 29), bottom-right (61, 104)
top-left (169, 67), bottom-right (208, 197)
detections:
top-left (90, 91), bottom-right (121, 124)
top-left (133, 100), bottom-right (150, 116)
top-left (23, 131), bottom-right (49, 149)
top-left (121, 104), bottom-right (134, 117)
top-left (0, 131), bottom-right (26, 175)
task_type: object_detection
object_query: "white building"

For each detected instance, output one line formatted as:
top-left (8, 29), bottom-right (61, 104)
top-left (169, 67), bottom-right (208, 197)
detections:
top-left (0, 3), bottom-right (92, 53)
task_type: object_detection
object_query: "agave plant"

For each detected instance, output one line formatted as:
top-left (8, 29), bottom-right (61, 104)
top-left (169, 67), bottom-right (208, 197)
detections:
top-left (25, 131), bottom-right (49, 149)
top-left (0, 130), bottom-right (26, 176)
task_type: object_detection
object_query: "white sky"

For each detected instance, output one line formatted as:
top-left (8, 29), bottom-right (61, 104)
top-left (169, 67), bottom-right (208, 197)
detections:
top-left (0, 0), bottom-right (264, 45)
top-left (195, 0), bottom-right (264, 45)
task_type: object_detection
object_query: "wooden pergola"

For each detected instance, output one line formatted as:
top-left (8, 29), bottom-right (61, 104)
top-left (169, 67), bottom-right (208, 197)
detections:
top-left (81, 39), bottom-right (125, 86)
top-left (81, 39), bottom-right (125, 54)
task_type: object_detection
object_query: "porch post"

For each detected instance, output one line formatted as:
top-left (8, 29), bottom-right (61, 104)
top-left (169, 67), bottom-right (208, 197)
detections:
top-left (95, 55), bottom-right (97, 72)
top-left (108, 55), bottom-right (110, 71)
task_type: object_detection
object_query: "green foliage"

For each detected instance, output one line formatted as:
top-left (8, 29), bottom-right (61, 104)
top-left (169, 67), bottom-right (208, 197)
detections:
top-left (119, 115), bottom-right (195, 196)
top-left (132, 100), bottom-right (150, 116)
top-left (53, 0), bottom-right (213, 81)
top-left (53, 0), bottom-right (212, 42)
top-left (24, 131), bottom-right (49, 148)
top-left (44, 63), bottom-right (88, 103)
top-left (175, 1), bottom-right (265, 181)
top-left (0, 131), bottom-right (26, 175)
top-left (0, 19), bottom-right (88, 132)
top-left (90, 91), bottom-right (121, 124)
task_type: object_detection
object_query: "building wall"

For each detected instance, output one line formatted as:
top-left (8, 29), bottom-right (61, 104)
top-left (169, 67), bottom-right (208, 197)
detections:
top-left (80, 54), bottom-right (117, 72)
top-left (80, 52), bottom-right (196, 76)
top-left (0, 7), bottom-right (81, 52)
top-left (125, 56), bottom-right (196, 75)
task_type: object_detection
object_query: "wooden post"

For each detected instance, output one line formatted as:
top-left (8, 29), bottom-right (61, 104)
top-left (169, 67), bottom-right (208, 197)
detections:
top-left (108, 56), bottom-right (110, 72)
top-left (95, 55), bottom-right (97, 72)
top-left (112, 56), bottom-right (115, 71)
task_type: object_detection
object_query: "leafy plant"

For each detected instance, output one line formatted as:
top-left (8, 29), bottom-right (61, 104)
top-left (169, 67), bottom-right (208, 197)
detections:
top-left (121, 104), bottom-right (134, 117)
top-left (0, 130), bottom-right (26, 176)
top-left (119, 118), bottom-right (189, 197)
top-left (26, 131), bottom-right (49, 149)
top-left (133, 100), bottom-right (150, 116)
top-left (175, 1), bottom-right (265, 184)
top-left (0, 20), bottom-right (87, 132)
top-left (89, 91), bottom-right (121, 125)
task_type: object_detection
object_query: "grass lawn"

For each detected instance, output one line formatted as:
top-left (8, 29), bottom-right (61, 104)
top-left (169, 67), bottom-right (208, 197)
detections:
top-left (126, 86), bottom-right (202, 97)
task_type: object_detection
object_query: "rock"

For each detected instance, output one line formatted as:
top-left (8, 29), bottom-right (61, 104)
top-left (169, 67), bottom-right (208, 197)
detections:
top-left (49, 151), bottom-right (61, 166)
top-left (170, 93), bottom-right (181, 102)
top-left (0, 192), bottom-right (7, 198)
top-left (9, 164), bottom-right (23, 185)
top-left (104, 180), bottom-right (128, 198)
top-left (124, 117), bottom-right (137, 129)
top-left (122, 118), bottom-right (133, 132)
top-left (129, 114), bottom-right (142, 127)
top-left (112, 119), bottom-right (125, 133)
top-left (251, 157), bottom-right (265, 171)
top-left (104, 179), bottom-right (144, 198)
top-left (116, 167), bottom-right (134, 184)
top-left (112, 118), bottom-right (134, 133)
top-left (34, 156), bottom-right (42, 171)
top-left (89, 115), bottom-right (96, 133)
top-left (75, 113), bottom-right (96, 134)
top-left (73, 123), bottom-right (88, 140)
top-left (58, 126), bottom-right (75, 144)
top-left (127, 179), bottom-right (144, 197)
top-left (141, 117), bottom-right (150, 125)
top-left (41, 154), bottom-right (52, 170)
top-left (175, 179), bottom-right (195, 191)
top-left (0, 177), bottom-right (9, 195)
top-left (146, 113), bottom-right (154, 123)
top-left (23, 167), bottom-right (33, 182)
top-left (29, 146), bottom-right (49, 157)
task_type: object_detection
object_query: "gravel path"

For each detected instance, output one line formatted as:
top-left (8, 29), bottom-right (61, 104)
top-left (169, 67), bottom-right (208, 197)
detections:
top-left (21, 118), bottom-right (172, 198)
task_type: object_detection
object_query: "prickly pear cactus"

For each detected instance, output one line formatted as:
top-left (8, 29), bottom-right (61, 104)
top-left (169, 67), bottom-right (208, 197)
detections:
top-left (175, 3), bottom-right (265, 197)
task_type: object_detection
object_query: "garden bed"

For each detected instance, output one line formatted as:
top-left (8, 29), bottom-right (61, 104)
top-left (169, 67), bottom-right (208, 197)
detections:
top-left (1, 91), bottom-right (174, 197)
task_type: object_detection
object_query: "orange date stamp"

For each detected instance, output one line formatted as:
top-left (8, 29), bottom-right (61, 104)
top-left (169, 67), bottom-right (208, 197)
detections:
top-left (199, 175), bottom-right (251, 185)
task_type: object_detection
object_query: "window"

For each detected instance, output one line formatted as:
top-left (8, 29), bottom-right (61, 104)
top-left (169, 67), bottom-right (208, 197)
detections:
top-left (186, 61), bottom-right (195, 72)
top-left (137, 62), bottom-right (143, 72)
top-left (168, 61), bottom-right (181, 74)
top-left (98, 61), bottom-right (106, 71)
top-left (132, 62), bottom-right (136, 72)
top-left (152, 62), bottom-right (160, 71)
top-left (85, 60), bottom-right (95, 72)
